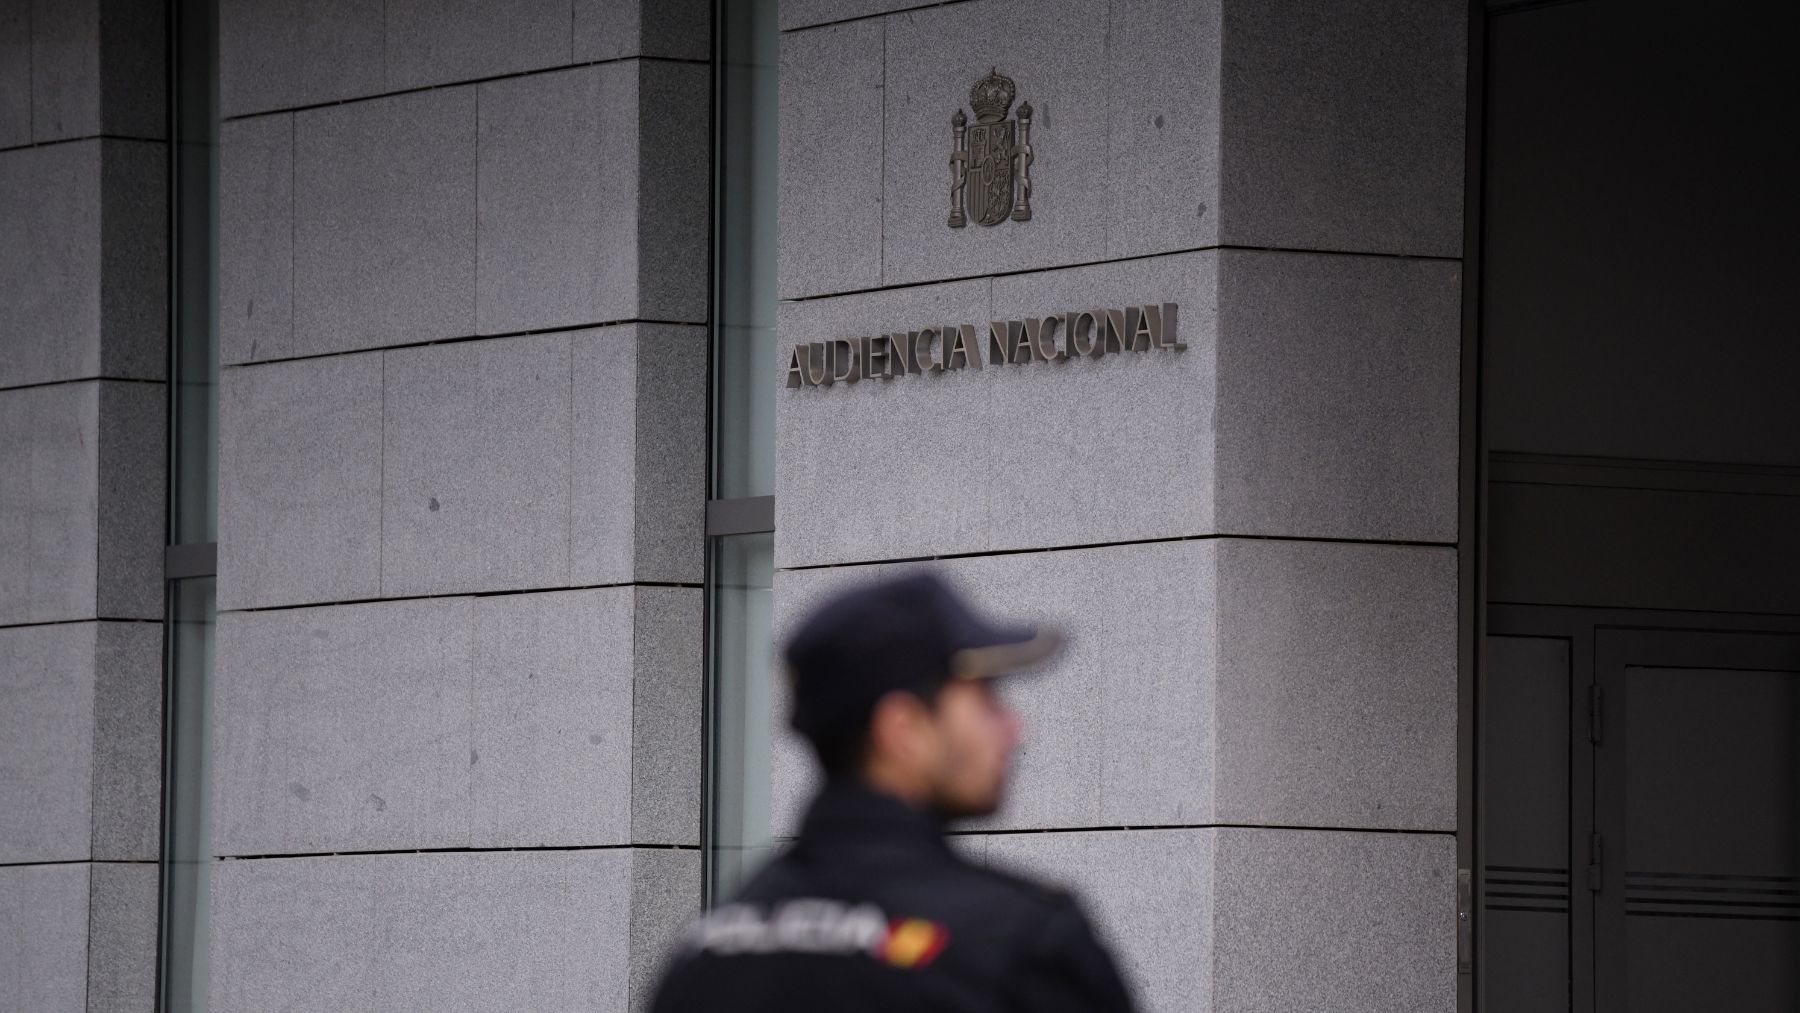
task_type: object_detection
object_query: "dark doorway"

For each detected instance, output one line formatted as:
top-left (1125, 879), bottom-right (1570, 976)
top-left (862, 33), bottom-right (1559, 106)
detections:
top-left (1481, 613), bottom-right (1799, 1011)
top-left (1476, 0), bottom-right (1800, 1009)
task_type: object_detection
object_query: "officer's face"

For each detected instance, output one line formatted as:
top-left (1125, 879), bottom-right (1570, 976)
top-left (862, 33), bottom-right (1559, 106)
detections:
top-left (925, 679), bottom-right (1022, 818)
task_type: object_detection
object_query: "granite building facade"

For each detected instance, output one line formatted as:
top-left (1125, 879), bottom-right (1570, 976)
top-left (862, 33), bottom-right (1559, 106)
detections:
top-left (4, 1), bottom-right (1796, 1011)
top-left (769, 4), bottom-right (1463, 1010)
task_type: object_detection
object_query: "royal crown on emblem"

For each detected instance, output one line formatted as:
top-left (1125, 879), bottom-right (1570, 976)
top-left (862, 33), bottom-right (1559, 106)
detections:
top-left (968, 69), bottom-right (1016, 123)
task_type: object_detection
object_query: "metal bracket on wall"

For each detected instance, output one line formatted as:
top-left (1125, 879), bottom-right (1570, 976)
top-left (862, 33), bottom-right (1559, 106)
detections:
top-left (164, 542), bottom-right (217, 580)
top-left (705, 496), bottom-right (775, 537)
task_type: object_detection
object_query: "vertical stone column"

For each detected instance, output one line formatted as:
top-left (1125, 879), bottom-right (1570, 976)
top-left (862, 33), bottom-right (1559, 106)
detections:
top-left (209, 1), bottom-right (710, 1009)
top-left (0, 1), bottom-right (167, 1010)
top-left (772, 2), bottom-right (1465, 1011)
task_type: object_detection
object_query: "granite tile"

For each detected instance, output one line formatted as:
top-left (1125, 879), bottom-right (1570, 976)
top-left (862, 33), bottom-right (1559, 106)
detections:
top-left (0, 623), bottom-right (96, 863)
top-left (0, 139), bottom-right (164, 386)
top-left (93, 380), bottom-right (162, 619)
top-left (776, 18), bottom-right (883, 298)
top-left (0, 392), bottom-right (27, 615)
top-left (629, 848), bottom-right (702, 1012)
top-left (0, 863), bottom-right (89, 1011)
top-left (27, 0), bottom-right (165, 141)
top-left (385, 0), bottom-right (571, 91)
top-left (568, 324), bottom-right (708, 586)
top-left (293, 86), bottom-right (476, 356)
top-left (568, 326), bottom-right (641, 584)
top-left (573, 0), bottom-right (711, 61)
top-left (1214, 540), bottom-right (1457, 831)
top-left (476, 63), bottom-right (638, 334)
top-left (1214, 250), bottom-right (1460, 543)
top-left (27, 0), bottom-right (99, 141)
top-left (380, 332), bottom-right (572, 597)
top-left (217, 353), bottom-right (383, 610)
top-left (1105, 0), bottom-right (1223, 259)
top-left (0, 383), bottom-right (98, 624)
top-left (470, 589), bottom-right (635, 848)
top-left (1212, 828), bottom-right (1456, 1013)
top-left (630, 587), bottom-right (703, 846)
top-left (627, 324), bottom-right (707, 583)
top-left (97, 140), bottom-right (166, 381)
top-left (636, 61), bottom-right (709, 323)
top-left (211, 599), bottom-right (475, 855)
top-left (95, 0), bottom-right (165, 138)
top-left (90, 621), bottom-right (163, 861)
top-left (208, 852), bottom-right (381, 1010)
top-left (779, 0), bottom-right (916, 31)
top-left (209, 851), bottom-right (638, 1012)
top-left (0, 2), bottom-right (28, 148)
top-left (86, 861), bottom-right (158, 1012)
top-left (219, 0), bottom-right (384, 118)
top-left (0, 141), bottom-right (101, 388)
top-left (219, 113), bottom-right (294, 365)
top-left (638, 0), bottom-right (711, 60)
top-left (1218, 0), bottom-right (1466, 256)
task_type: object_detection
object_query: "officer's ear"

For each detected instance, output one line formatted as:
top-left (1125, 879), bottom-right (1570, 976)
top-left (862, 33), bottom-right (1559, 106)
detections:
top-left (865, 689), bottom-right (939, 767)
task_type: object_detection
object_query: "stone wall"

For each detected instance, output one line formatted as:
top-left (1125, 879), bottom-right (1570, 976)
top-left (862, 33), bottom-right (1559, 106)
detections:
top-left (206, 1), bottom-right (710, 1009)
top-left (0, 0), bottom-right (167, 1009)
top-left (771, 2), bottom-right (1466, 1010)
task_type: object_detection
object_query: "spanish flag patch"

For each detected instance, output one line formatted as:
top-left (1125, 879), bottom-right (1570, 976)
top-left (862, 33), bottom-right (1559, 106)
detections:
top-left (873, 918), bottom-right (950, 969)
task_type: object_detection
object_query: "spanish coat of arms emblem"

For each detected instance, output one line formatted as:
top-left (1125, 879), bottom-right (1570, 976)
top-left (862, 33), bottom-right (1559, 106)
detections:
top-left (948, 69), bottom-right (1034, 228)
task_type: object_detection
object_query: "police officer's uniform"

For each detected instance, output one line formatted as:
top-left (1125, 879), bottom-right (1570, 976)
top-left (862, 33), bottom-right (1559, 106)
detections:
top-left (649, 573), bottom-right (1139, 1013)
top-left (649, 780), bottom-right (1135, 1012)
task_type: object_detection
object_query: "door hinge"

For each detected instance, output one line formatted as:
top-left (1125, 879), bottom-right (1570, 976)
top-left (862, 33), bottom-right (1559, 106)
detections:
top-left (1588, 832), bottom-right (1604, 892)
top-left (1456, 868), bottom-right (1473, 974)
top-left (1589, 683), bottom-right (1604, 745)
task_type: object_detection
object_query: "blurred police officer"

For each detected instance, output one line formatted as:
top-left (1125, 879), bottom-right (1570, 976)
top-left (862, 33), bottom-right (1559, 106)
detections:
top-left (649, 572), bottom-right (1138, 1013)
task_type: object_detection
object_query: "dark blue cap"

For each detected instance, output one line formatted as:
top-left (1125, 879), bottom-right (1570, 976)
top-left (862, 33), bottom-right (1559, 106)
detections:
top-left (783, 571), bottom-right (1062, 744)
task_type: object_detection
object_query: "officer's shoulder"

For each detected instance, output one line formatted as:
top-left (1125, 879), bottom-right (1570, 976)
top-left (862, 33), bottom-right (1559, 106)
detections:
top-left (948, 852), bottom-right (1082, 916)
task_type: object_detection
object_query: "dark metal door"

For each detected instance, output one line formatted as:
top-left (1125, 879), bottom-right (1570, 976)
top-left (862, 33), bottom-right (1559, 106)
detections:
top-left (1593, 630), bottom-right (1800, 1013)
top-left (1481, 616), bottom-right (1800, 1011)
top-left (1481, 634), bottom-right (1579, 1012)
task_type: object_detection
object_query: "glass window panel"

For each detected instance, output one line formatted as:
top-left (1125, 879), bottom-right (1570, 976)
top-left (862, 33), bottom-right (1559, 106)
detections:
top-left (159, 575), bottom-right (215, 1012)
top-left (169, 0), bottom-right (218, 547)
top-left (160, 1), bottom-right (219, 1009)
top-left (710, 0), bottom-right (778, 501)
top-left (705, 531), bottom-right (776, 902)
top-left (703, 0), bottom-right (780, 905)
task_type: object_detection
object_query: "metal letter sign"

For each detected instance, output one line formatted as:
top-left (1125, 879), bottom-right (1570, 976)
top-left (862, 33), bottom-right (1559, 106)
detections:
top-left (783, 303), bottom-right (1185, 389)
top-left (949, 70), bottom-right (1033, 228)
